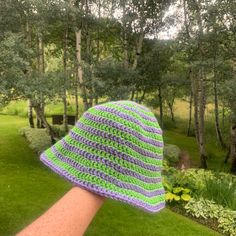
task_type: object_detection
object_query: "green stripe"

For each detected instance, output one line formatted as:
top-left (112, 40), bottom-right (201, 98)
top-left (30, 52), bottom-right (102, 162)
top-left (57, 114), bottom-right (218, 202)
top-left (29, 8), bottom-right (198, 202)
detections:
top-left (44, 149), bottom-right (165, 205)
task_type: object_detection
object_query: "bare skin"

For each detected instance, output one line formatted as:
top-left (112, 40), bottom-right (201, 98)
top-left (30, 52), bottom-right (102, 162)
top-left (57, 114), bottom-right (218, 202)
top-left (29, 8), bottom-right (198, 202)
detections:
top-left (17, 187), bottom-right (105, 236)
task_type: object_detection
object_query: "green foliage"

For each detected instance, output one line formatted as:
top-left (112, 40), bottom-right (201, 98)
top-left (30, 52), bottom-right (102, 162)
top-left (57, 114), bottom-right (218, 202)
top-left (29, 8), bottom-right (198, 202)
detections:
top-left (165, 185), bottom-right (191, 203)
top-left (175, 168), bottom-right (215, 193)
top-left (19, 127), bottom-right (51, 153)
top-left (185, 198), bottom-right (236, 236)
top-left (1, 100), bottom-right (84, 118)
top-left (52, 124), bottom-right (73, 137)
top-left (163, 163), bottom-right (236, 211)
top-left (0, 101), bottom-right (28, 117)
top-left (222, 77), bottom-right (236, 120)
top-left (185, 198), bottom-right (223, 220)
top-left (200, 172), bottom-right (236, 210)
top-left (94, 58), bottom-right (137, 100)
top-left (173, 169), bottom-right (236, 210)
top-left (0, 32), bottom-right (32, 105)
top-left (162, 162), bottom-right (192, 203)
top-left (163, 143), bottom-right (181, 164)
top-left (20, 124), bottom-right (72, 153)
top-left (218, 210), bottom-right (236, 236)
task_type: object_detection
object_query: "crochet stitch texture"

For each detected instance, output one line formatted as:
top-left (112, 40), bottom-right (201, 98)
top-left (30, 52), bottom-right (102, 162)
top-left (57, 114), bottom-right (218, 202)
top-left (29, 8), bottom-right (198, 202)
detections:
top-left (40, 101), bottom-right (165, 212)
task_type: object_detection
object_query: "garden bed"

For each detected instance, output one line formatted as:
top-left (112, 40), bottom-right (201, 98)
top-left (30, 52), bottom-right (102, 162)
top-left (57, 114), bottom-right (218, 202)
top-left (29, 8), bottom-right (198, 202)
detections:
top-left (163, 164), bottom-right (236, 236)
top-left (170, 205), bottom-right (222, 234)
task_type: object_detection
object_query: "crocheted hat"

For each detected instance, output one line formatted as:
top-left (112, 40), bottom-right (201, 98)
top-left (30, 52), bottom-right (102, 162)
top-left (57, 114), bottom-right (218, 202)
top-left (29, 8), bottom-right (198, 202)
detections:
top-left (40, 101), bottom-right (165, 212)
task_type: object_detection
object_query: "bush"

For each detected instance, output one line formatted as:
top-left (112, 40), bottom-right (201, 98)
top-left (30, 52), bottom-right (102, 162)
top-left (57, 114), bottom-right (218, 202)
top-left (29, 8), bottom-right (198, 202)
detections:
top-left (177, 169), bottom-right (236, 210)
top-left (20, 125), bottom-right (73, 154)
top-left (185, 198), bottom-right (236, 236)
top-left (163, 164), bottom-right (236, 210)
top-left (176, 168), bottom-right (215, 193)
top-left (162, 162), bottom-right (192, 203)
top-left (20, 127), bottom-right (51, 153)
top-left (52, 124), bottom-right (73, 137)
top-left (164, 144), bottom-right (180, 164)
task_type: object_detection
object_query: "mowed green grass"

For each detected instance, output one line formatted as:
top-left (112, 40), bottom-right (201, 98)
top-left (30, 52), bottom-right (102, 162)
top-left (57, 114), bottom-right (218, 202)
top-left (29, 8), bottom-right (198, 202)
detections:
top-left (0, 115), bottom-right (221, 236)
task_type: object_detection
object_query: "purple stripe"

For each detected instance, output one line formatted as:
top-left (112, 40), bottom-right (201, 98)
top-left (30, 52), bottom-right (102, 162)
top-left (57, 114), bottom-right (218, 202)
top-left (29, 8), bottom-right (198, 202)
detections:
top-left (113, 101), bottom-right (151, 112)
top-left (68, 131), bottom-right (161, 171)
top-left (60, 138), bottom-right (162, 183)
top-left (40, 153), bottom-right (166, 212)
top-left (113, 103), bottom-right (157, 122)
top-left (95, 106), bottom-right (162, 134)
top-left (50, 146), bottom-right (164, 197)
top-left (76, 122), bottom-right (163, 159)
top-left (83, 112), bottom-right (162, 147)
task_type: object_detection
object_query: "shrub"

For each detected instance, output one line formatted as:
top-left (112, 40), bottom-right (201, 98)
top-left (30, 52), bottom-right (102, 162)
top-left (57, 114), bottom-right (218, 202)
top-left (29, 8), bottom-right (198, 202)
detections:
top-left (163, 144), bottom-right (180, 164)
top-left (162, 163), bottom-right (192, 203)
top-left (52, 124), bottom-right (73, 137)
top-left (20, 127), bottom-right (51, 153)
top-left (164, 184), bottom-right (191, 203)
top-left (185, 198), bottom-right (236, 236)
top-left (163, 165), bottom-right (236, 210)
top-left (20, 125), bottom-right (73, 154)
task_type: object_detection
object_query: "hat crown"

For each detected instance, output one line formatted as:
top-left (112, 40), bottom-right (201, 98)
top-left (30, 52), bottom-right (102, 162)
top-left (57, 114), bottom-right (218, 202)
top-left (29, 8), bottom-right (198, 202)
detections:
top-left (80, 101), bottom-right (163, 161)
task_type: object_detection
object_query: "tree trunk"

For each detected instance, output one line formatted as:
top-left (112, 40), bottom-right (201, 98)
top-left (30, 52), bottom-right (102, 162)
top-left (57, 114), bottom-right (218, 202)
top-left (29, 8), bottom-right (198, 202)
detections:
top-left (167, 100), bottom-right (175, 123)
top-left (222, 104), bottom-right (225, 128)
top-left (63, 24), bottom-right (68, 132)
top-left (158, 86), bottom-right (163, 128)
top-left (213, 71), bottom-right (225, 148)
top-left (28, 99), bottom-right (34, 128)
top-left (139, 89), bottom-right (146, 103)
top-left (230, 122), bottom-right (236, 174)
top-left (192, 0), bottom-right (207, 168)
top-left (76, 30), bottom-right (89, 111)
top-left (224, 146), bottom-right (231, 164)
top-left (132, 31), bottom-right (144, 70)
top-left (36, 33), bottom-right (45, 128)
top-left (130, 90), bottom-right (135, 101)
top-left (96, 0), bottom-right (101, 61)
top-left (74, 68), bottom-right (79, 122)
top-left (33, 104), bottom-right (56, 144)
top-left (191, 75), bottom-right (200, 142)
top-left (132, 0), bottom-right (145, 70)
top-left (88, 98), bottom-right (93, 108)
top-left (25, 21), bottom-right (35, 128)
top-left (187, 90), bottom-right (193, 136)
top-left (122, 2), bottom-right (129, 69)
top-left (198, 72), bottom-right (207, 169)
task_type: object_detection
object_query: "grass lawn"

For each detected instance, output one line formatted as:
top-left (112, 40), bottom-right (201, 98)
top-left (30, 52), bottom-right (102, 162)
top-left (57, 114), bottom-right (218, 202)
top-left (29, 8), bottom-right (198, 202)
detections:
top-left (0, 115), bottom-right (221, 236)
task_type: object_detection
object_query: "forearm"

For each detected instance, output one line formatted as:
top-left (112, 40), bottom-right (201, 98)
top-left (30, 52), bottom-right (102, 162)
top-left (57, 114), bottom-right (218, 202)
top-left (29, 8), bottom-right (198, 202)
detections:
top-left (17, 187), bottom-right (105, 236)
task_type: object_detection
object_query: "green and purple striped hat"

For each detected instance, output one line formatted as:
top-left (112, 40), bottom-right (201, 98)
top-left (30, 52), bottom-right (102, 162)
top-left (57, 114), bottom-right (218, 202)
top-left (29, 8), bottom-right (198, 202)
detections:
top-left (40, 101), bottom-right (165, 212)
